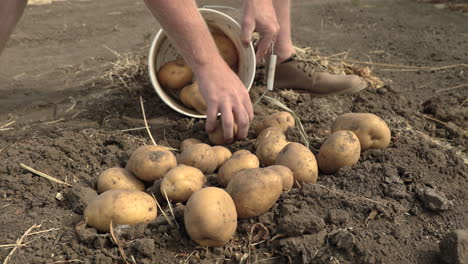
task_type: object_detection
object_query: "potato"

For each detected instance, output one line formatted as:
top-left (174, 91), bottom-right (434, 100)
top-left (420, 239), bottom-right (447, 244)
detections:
top-left (212, 146), bottom-right (232, 169)
top-left (184, 187), bottom-right (237, 246)
top-left (232, 150), bottom-right (251, 157)
top-left (160, 165), bottom-right (205, 203)
top-left (317, 130), bottom-right (361, 174)
top-left (180, 138), bottom-right (202, 153)
top-left (256, 126), bottom-right (286, 144)
top-left (331, 113), bottom-right (391, 150)
top-left (226, 168), bottom-right (283, 218)
top-left (97, 167), bottom-right (145, 193)
top-left (266, 165), bottom-right (294, 191)
top-left (180, 82), bottom-right (207, 114)
top-left (178, 143), bottom-right (217, 174)
top-left (254, 111), bottom-right (295, 136)
top-left (208, 119), bottom-right (238, 145)
top-left (217, 150), bottom-right (259, 187)
top-left (126, 145), bottom-right (177, 182)
top-left (256, 135), bottom-right (289, 166)
top-left (85, 189), bottom-right (157, 232)
top-left (275, 142), bottom-right (318, 184)
top-left (157, 59), bottom-right (193, 91)
top-left (213, 33), bottom-right (239, 69)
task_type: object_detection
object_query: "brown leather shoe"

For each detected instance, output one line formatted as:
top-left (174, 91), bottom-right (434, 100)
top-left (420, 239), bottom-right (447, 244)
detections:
top-left (274, 54), bottom-right (368, 96)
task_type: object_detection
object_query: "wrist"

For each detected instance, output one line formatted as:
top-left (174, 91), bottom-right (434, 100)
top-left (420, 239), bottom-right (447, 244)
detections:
top-left (192, 55), bottom-right (230, 77)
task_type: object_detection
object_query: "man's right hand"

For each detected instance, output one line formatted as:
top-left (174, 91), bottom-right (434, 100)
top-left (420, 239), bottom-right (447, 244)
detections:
top-left (195, 57), bottom-right (253, 143)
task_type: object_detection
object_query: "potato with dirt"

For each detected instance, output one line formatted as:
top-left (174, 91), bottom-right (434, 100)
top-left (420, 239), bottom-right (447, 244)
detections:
top-left (211, 146), bottom-right (232, 169)
top-left (85, 189), bottom-right (157, 232)
top-left (226, 168), bottom-right (283, 218)
top-left (217, 150), bottom-right (260, 187)
top-left (179, 82), bottom-right (207, 114)
top-left (255, 128), bottom-right (289, 166)
top-left (157, 59), bottom-right (193, 91)
top-left (126, 145), bottom-right (177, 182)
top-left (266, 165), bottom-right (294, 191)
top-left (177, 143), bottom-right (217, 174)
top-left (97, 167), bottom-right (145, 193)
top-left (254, 111), bottom-right (295, 136)
top-left (180, 138), bottom-right (202, 152)
top-left (184, 187), bottom-right (237, 246)
top-left (208, 119), bottom-right (238, 145)
top-left (317, 130), bottom-right (361, 174)
top-left (213, 33), bottom-right (239, 69)
top-left (331, 113), bottom-right (391, 150)
top-left (160, 165), bottom-right (205, 203)
top-left (275, 142), bottom-right (318, 184)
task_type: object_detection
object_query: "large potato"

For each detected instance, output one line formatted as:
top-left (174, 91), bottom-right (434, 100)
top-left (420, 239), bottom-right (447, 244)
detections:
top-left (97, 167), bottom-right (145, 193)
top-left (317, 130), bottom-right (361, 174)
top-left (126, 145), bottom-right (177, 182)
top-left (226, 168), bottom-right (283, 218)
top-left (256, 126), bottom-right (287, 145)
top-left (212, 146), bottom-right (232, 169)
top-left (178, 143), bottom-right (217, 174)
top-left (256, 135), bottom-right (289, 166)
top-left (85, 189), bottom-right (157, 232)
top-left (217, 150), bottom-right (259, 187)
top-left (180, 82), bottom-right (207, 114)
top-left (160, 165), bottom-right (205, 203)
top-left (208, 119), bottom-right (238, 145)
top-left (157, 59), bottom-right (193, 91)
top-left (184, 187), bottom-right (237, 247)
top-left (266, 165), bottom-right (294, 191)
top-left (213, 33), bottom-right (239, 70)
top-left (331, 113), bottom-right (391, 150)
top-left (275, 142), bottom-right (318, 185)
top-left (254, 111), bottom-right (295, 136)
top-left (180, 138), bottom-right (202, 153)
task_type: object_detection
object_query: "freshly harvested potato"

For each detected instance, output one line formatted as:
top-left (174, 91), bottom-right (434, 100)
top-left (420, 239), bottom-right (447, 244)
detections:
top-left (184, 187), bottom-right (237, 246)
top-left (226, 168), bottom-right (283, 218)
top-left (157, 59), bottom-right (193, 91)
top-left (317, 130), bottom-right (361, 174)
top-left (217, 150), bottom-right (259, 187)
top-left (212, 146), bottom-right (232, 169)
top-left (180, 82), bottom-right (207, 114)
top-left (231, 150), bottom-right (252, 157)
top-left (254, 111), bottom-right (295, 136)
top-left (208, 119), bottom-right (238, 145)
top-left (85, 189), bottom-right (157, 232)
top-left (160, 165), bottom-right (205, 203)
top-left (256, 135), bottom-right (289, 166)
top-left (213, 33), bottom-right (239, 69)
top-left (275, 142), bottom-right (318, 184)
top-left (267, 165), bottom-right (294, 191)
top-left (256, 126), bottom-right (286, 145)
top-left (126, 145), bottom-right (177, 182)
top-left (178, 143), bottom-right (217, 174)
top-left (331, 113), bottom-right (391, 150)
top-left (97, 167), bottom-right (145, 193)
top-left (180, 138), bottom-right (202, 152)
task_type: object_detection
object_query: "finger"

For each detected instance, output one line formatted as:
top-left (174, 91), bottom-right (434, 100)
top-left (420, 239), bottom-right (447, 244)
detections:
top-left (233, 106), bottom-right (250, 140)
top-left (220, 104), bottom-right (235, 143)
top-left (243, 95), bottom-right (254, 122)
top-left (241, 1), bottom-right (255, 48)
top-left (205, 102), bottom-right (219, 133)
top-left (255, 32), bottom-right (276, 62)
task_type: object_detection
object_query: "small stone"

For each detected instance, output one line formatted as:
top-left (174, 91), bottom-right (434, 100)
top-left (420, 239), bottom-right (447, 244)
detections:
top-left (376, 88), bottom-right (388, 95)
top-left (328, 209), bottom-right (350, 225)
top-left (439, 230), bottom-right (468, 264)
top-left (418, 188), bottom-right (453, 211)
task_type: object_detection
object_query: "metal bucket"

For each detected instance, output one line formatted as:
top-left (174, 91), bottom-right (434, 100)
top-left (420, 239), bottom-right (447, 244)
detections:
top-left (148, 8), bottom-right (256, 118)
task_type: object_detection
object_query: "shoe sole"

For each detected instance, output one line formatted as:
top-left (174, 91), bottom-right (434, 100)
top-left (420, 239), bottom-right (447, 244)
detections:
top-left (307, 80), bottom-right (368, 97)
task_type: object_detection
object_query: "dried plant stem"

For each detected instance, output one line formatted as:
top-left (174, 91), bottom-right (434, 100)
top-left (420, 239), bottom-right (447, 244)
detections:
top-left (436, 83), bottom-right (468, 93)
top-left (19, 163), bottom-right (71, 186)
top-left (109, 221), bottom-right (130, 264)
top-left (3, 224), bottom-right (41, 264)
top-left (139, 96), bottom-right (157, 146)
top-left (151, 194), bottom-right (176, 229)
top-left (163, 189), bottom-right (180, 229)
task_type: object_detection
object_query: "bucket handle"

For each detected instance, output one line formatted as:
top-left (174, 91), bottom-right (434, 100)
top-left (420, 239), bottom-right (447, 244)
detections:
top-left (201, 5), bottom-right (240, 12)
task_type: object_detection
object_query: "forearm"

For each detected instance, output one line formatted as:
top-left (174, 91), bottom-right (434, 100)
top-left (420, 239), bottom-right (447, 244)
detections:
top-left (144, 0), bottom-right (224, 74)
top-left (0, 0), bottom-right (28, 55)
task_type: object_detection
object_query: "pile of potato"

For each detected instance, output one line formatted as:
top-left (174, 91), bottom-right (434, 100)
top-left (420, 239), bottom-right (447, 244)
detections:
top-left (83, 111), bottom-right (391, 247)
top-left (157, 32), bottom-right (239, 115)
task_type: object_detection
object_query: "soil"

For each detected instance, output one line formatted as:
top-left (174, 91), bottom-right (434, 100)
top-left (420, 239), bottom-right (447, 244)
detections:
top-left (0, 0), bottom-right (467, 263)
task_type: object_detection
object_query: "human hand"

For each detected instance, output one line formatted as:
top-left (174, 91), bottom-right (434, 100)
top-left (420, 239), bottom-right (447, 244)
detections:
top-left (241, 0), bottom-right (279, 62)
top-left (195, 58), bottom-right (254, 143)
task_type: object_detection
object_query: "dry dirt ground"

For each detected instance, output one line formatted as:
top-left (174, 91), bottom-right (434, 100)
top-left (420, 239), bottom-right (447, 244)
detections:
top-left (0, 0), bottom-right (467, 263)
